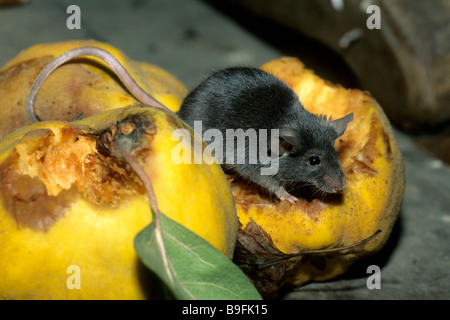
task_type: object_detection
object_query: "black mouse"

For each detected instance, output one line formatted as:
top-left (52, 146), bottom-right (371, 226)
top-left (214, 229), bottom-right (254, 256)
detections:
top-left (26, 47), bottom-right (353, 203)
top-left (177, 67), bottom-right (353, 203)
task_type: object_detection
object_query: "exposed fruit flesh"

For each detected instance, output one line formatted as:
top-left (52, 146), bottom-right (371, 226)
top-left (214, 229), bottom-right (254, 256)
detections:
top-left (230, 58), bottom-right (405, 293)
top-left (0, 107), bottom-right (238, 299)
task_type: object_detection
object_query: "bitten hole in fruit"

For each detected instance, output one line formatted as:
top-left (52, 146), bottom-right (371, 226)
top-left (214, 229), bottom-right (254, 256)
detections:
top-left (0, 125), bottom-right (145, 231)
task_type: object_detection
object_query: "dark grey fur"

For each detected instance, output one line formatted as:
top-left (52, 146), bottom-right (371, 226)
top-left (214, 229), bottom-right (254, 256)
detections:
top-left (177, 67), bottom-right (353, 202)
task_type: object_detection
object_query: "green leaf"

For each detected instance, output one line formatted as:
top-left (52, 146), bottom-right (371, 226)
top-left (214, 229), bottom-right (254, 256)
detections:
top-left (134, 212), bottom-right (262, 300)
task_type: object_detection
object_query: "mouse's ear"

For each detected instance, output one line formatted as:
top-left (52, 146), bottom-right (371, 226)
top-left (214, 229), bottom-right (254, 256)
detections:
top-left (278, 129), bottom-right (299, 156)
top-left (329, 113), bottom-right (354, 138)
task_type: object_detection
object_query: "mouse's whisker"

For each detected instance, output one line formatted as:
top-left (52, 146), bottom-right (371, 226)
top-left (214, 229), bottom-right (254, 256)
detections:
top-left (311, 186), bottom-right (326, 200)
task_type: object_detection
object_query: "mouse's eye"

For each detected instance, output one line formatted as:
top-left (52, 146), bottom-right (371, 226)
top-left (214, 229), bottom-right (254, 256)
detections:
top-left (308, 156), bottom-right (321, 166)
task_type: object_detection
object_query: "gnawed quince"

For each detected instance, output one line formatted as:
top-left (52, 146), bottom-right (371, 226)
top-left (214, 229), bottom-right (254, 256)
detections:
top-left (232, 58), bottom-right (405, 298)
top-left (0, 106), bottom-right (237, 299)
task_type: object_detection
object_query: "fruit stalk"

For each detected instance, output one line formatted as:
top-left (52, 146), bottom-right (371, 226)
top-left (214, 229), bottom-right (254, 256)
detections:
top-left (118, 139), bottom-right (175, 285)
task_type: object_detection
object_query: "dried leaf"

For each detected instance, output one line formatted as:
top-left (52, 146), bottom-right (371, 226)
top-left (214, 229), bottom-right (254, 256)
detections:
top-left (233, 220), bottom-right (299, 299)
top-left (234, 219), bottom-right (381, 299)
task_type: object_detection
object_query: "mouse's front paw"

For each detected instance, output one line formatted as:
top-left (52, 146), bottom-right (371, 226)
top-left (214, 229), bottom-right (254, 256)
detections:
top-left (274, 188), bottom-right (298, 204)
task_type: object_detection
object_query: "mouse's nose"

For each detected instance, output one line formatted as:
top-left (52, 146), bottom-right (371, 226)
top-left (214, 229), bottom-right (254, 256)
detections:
top-left (323, 174), bottom-right (344, 192)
